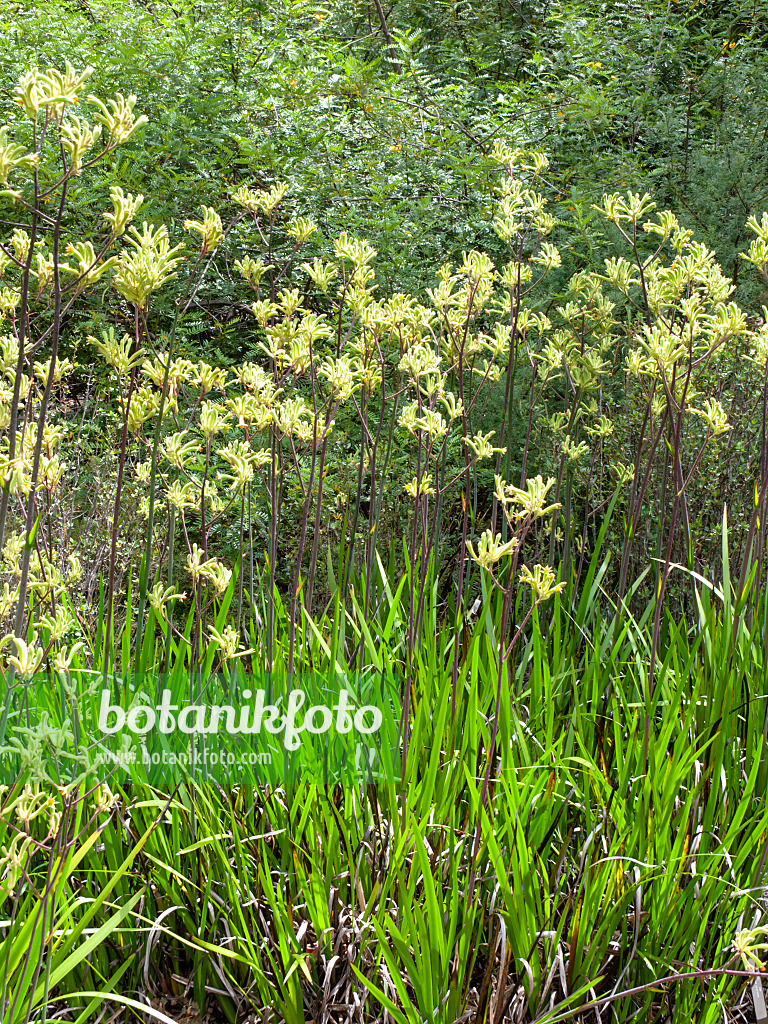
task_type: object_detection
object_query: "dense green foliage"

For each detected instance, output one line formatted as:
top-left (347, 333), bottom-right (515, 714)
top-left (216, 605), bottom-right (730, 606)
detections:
top-left (3, 1), bottom-right (768, 1022)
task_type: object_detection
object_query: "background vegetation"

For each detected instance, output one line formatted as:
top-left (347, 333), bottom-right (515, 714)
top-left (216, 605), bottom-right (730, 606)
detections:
top-left (3, 1), bottom-right (768, 1022)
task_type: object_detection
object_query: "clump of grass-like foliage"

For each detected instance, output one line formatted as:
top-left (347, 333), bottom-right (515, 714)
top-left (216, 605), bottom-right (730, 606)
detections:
top-left (1, 62), bottom-right (768, 1024)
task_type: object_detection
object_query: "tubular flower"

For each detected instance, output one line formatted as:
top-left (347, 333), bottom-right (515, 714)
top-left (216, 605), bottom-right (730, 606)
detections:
top-left (148, 583), bottom-right (186, 617)
top-left (301, 258), bottom-right (337, 293)
top-left (218, 441), bottom-right (264, 484)
top-left (61, 241), bottom-right (117, 286)
top-left (732, 924), bottom-right (768, 970)
top-left (227, 392), bottom-right (260, 428)
top-left (185, 544), bottom-right (207, 581)
top-left (234, 256), bottom-right (272, 288)
top-left (90, 328), bottom-right (144, 377)
top-left (440, 392), bottom-right (464, 421)
top-left (125, 386), bottom-right (161, 432)
top-left (273, 397), bottom-right (312, 438)
top-left (199, 400), bottom-right (230, 438)
top-left (0, 583), bottom-right (17, 617)
top-left (497, 474), bottom-right (560, 520)
top-left (467, 431), bottom-right (505, 461)
top-left (233, 181), bottom-right (288, 215)
top-left (612, 462), bottom-right (635, 486)
top-left (251, 299), bottom-right (279, 326)
top-left (690, 397), bottom-right (731, 436)
top-left (1, 635), bottom-right (45, 680)
top-left (467, 530), bottom-right (518, 571)
top-left (319, 356), bottom-right (357, 401)
top-left (103, 186), bottom-right (143, 237)
top-left (413, 410), bottom-right (447, 438)
top-left (0, 126), bottom-right (37, 185)
top-left (87, 91), bottom-right (148, 147)
top-left (2, 532), bottom-right (24, 572)
top-left (404, 473), bottom-right (435, 498)
top-left (33, 356), bottom-right (73, 385)
top-left (199, 559), bottom-right (232, 595)
top-left (184, 206), bottom-right (224, 254)
top-left (40, 453), bottom-right (66, 490)
top-left (518, 564), bottom-right (566, 603)
top-left (162, 432), bottom-right (200, 469)
top-left (39, 606), bottom-right (75, 642)
top-left (287, 217), bottom-right (317, 244)
top-left (195, 362), bottom-right (228, 394)
top-left (10, 230), bottom-right (31, 262)
top-left (561, 435), bottom-right (590, 462)
top-left (53, 642), bottom-right (85, 678)
top-left (25, 62), bottom-right (94, 117)
top-left (141, 353), bottom-right (192, 392)
top-left (208, 625), bottom-right (255, 661)
top-left (397, 402), bottom-right (419, 434)
top-left (113, 223), bottom-right (184, 308)
top-left (167, 480), bottom-right (199, 512)
top-left (59, 114), bottom-right (102, 173)
top-left (219, 453), bottom-right (254, 490)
